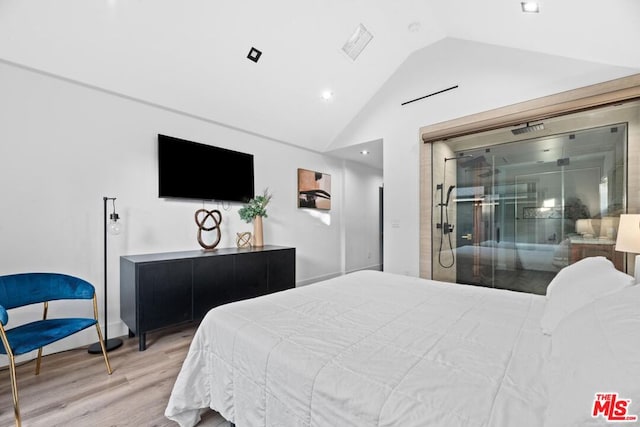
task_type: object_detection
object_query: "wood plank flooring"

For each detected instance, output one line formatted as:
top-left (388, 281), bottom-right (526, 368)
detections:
top-left (0, 324), bottom-right (229, 427)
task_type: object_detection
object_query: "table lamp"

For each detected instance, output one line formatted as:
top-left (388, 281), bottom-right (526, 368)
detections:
top-left (576, 218), bottom-right (596, 238)
top-left (615, 214), bottom-right (640, 284)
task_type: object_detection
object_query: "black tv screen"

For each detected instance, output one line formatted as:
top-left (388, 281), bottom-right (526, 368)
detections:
top-left (158, 134), bottom-right (254, 202)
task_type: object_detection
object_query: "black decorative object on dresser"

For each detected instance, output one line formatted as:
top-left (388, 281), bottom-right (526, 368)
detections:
top-left (120, 245), bottom-right (295, 350)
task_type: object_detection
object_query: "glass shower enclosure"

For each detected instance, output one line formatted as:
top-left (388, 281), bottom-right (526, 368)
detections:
top-left (433, 123), bottom-right (626, 294)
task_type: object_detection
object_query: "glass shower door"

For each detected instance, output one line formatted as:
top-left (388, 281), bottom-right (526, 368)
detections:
top-left (454, 154), bottom-right (505, 289)
top-left (444, 123), bottom-right (626, 294)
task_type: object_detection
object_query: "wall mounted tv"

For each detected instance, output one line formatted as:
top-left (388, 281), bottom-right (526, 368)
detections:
top-left (158, 134), bottom-right (255, 202)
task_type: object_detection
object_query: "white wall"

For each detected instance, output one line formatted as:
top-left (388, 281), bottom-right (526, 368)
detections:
top-left (330, 38), bottom-right (639, 277)
top-left (0, 60), bottom-right (376, 357)
top-left (1, 37), bottom-right (635, 358)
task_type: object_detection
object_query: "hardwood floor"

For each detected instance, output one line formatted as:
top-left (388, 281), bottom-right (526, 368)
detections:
top-left (0, 324), bottom-right (229, 427)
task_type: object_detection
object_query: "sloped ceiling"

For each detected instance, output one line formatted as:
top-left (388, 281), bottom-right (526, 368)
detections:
top-left (1, 0), bottom-right (639, 160)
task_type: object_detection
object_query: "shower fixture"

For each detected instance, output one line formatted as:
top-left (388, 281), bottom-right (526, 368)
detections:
top-left (438, 155), bottom-right (472, 234)
top-left (436, 154), bottom-right (472, 268)
top-left (436, 184), bottom-right (456, 234)
top-left (444, 154), bottom-right (472, 162)
top-left (511, 122), bottom-right (545, 135)
top-left (445, 184), bottom-right (456, 208)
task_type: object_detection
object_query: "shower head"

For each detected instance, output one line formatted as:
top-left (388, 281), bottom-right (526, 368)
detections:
top-left (444, 154), bottom-right (473, 162)
top-left (511, 122), bottom-right (545, 135)
top-left (445, 185), bottom-right (455, 206)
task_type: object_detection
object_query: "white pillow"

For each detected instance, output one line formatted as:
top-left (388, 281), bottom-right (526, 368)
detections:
top-left (540, 257), bottom-right (634, 335)
top-left (543, 285), bottom-right (640, 426)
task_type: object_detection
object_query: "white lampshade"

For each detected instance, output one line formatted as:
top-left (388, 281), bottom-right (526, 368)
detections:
top-left (576, 218), bottom-right (595, 236)
top-left (615, 214), bottom-right (640, 253)
top-left (599, 216), bottom-right (618, 239)
top-left (616, 214), bottom-right (640, 285)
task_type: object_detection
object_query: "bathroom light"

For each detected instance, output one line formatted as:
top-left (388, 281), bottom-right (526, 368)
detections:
top-left (360, 150), bottom-right (369, 155)
top-left (521, 2), bottom-right (540, 13)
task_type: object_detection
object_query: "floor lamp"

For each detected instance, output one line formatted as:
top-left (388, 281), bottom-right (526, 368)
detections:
top-left (88, 197), bottom-right (124, 353)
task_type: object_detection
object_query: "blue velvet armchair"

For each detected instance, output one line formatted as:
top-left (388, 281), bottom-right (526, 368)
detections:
top-left (0, 272), bottom-right (113, 427)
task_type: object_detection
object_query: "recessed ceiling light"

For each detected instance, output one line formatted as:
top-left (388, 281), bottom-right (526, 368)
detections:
top-left (321, 90), bottom-right (334, 101)
top-left (521, 2), bottom-right (540, 13)
top-left (360, 150), bottom-right (369, 155)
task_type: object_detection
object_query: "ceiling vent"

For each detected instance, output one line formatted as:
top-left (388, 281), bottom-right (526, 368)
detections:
top-left (342, 24), bottom-right (373, 61)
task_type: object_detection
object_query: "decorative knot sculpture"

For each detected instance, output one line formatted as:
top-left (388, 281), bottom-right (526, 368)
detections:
top-left (236, 232), bottom-right (252, 248)
top-left (195, 209), bottom-right (222, 251)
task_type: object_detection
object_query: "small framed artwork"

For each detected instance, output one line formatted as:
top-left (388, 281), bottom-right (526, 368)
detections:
top-left (298, 168), bottom-right (331, 210)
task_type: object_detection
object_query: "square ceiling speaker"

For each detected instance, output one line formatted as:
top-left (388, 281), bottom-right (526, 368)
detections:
top-left (247, 47), bottom-right (262, 63)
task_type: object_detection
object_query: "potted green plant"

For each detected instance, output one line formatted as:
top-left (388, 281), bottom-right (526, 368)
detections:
top-left (238, 188), bottom-right (272, 247)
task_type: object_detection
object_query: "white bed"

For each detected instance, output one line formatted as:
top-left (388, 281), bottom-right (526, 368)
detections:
top-left (454, 240), bottom-right (568, 273)
top-left (166, 259), bottom-right (640, 427)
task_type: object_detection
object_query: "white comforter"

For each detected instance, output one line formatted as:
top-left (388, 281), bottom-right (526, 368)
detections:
top-left (165, 270), bottom-right (549, 427)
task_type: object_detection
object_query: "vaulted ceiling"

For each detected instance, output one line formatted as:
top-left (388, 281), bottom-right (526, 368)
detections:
top-left (1, 0), bottom-right (639, 164)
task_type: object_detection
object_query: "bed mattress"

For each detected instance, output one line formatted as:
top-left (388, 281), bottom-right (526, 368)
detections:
top-left (165, 270), bottom-right (549, 427)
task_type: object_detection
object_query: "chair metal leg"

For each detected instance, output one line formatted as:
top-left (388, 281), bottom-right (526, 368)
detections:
top-left (92, 295), bottom-right (113, 374)
top-left (36, 302), bottom-right (49, 376)
top-left (95, 323), bottom-right (113, 375)
top-left (8, 353), bottom-right (21, 427)
top-left (35, 347), bottom-right (43, 375)
top-left (0, 325), bottom-right (21, 427)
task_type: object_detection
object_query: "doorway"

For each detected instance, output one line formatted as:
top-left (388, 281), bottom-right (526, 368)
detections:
top-left (379, 186), bottom-right (384, 270)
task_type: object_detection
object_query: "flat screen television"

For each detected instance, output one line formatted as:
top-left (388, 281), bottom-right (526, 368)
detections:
top-left (158, 134), bottom-right (255, 202)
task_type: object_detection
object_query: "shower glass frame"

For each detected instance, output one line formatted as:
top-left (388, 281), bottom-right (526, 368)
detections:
top-left (431, 119), bottom-right (628, 294)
